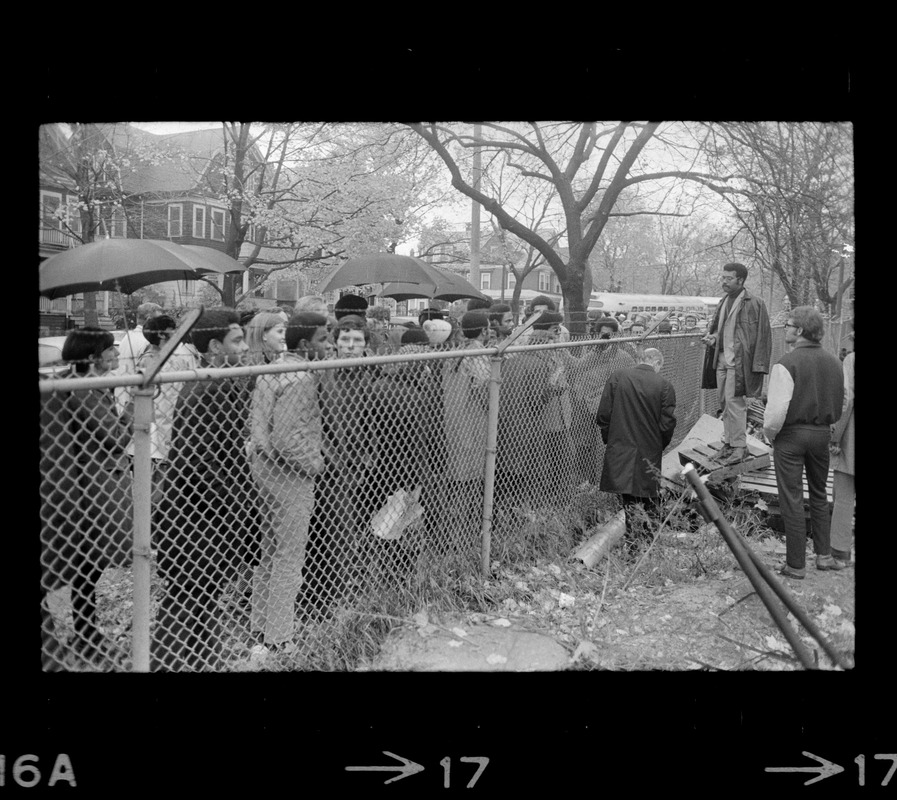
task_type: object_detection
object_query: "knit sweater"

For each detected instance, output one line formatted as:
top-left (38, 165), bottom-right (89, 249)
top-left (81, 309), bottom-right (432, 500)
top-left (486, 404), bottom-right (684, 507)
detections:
top-left (763, 341), bottom-right (844, 440)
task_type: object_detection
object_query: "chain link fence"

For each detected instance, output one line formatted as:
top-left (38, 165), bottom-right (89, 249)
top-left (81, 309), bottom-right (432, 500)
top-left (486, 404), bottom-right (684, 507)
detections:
top-left (39, 329), bottom-right (709, 672)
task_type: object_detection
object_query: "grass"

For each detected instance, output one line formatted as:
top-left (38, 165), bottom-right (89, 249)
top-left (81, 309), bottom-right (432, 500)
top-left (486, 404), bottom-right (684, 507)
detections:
top-left (43, 481), bottom-right (775, 672)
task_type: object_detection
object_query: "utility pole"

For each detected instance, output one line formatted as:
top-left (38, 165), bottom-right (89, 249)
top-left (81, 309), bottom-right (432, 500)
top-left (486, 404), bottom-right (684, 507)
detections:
top-left (469, 123), bottom-right (482, 298)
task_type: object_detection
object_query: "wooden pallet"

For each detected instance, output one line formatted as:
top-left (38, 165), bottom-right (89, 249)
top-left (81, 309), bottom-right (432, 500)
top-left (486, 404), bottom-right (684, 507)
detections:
top-left (678, 440), bottom-right (771, 485)
top-left (738, 450), bottom-right (834, 504)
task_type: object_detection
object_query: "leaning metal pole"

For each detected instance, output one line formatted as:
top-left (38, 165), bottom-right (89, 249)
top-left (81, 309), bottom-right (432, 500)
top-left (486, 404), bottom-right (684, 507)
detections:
top-left (681, 463), bottom-right (817, 670)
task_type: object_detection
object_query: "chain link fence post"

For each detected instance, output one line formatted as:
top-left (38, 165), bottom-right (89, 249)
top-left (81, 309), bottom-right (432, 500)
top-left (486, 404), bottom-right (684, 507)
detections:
top-left (479, 353), bottom-right (503, 577)
top-left (131, 386), bottom-right (155, 672)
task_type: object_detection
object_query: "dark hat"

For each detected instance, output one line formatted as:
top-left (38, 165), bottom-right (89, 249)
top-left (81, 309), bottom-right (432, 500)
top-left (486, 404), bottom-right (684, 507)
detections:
top-left (418, 307), bottom-right (445, 323)
top-left (593, 315), bottom-right (618, 332)
top-left (334, 313), bottom-right (367, 330)
top-left (658, 320), bottom-right (673, 333)
top-left (401, 327), bottom-right (431, 346)
top-left (532, 311), bottom-right (564, 330)
top-left (334, 294), bottom-right (370, 319)
top-left (530, 295), bottom-right (556, 311)
top-left (460, 310), bottom-right (490, 337)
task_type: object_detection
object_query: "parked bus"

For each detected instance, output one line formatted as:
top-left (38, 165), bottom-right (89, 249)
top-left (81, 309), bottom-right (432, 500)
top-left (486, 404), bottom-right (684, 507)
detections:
top-left (587, 292), bottom-right (719, 318)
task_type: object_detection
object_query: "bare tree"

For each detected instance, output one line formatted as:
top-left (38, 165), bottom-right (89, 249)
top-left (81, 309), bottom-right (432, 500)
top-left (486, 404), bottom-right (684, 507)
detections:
top-left (705, 122), bottom-right (854, 310)
top-left (408, 122), bottom-right (736, 334)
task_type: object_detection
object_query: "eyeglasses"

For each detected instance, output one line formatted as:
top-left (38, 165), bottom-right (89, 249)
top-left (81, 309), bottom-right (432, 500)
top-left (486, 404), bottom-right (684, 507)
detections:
top-left (784, 323), bottom-right (799, 330)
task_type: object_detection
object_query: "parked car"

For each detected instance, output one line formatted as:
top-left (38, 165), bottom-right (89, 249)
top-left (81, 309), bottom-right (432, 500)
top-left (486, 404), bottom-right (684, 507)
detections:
top-left (387, 316), bottom-right (420, 331)
top-left (38, 335), bottom-right (71, 379)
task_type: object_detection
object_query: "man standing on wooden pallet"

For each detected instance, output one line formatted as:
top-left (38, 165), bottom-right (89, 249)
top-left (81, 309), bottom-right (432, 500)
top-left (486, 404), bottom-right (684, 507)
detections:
top-left (701, 263), bottom-right (772, 465)
top-left (762, 306), bottom-right (844, 580)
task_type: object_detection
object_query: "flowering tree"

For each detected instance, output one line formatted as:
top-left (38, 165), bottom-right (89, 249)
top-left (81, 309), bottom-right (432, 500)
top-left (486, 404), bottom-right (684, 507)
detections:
top-left (39, 123), bottom-right (170, 325)
top-left (169, 123), bottom-right (451, 305)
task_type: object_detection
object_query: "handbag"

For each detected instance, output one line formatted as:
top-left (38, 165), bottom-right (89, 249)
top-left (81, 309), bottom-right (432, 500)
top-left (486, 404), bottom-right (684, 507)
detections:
top-left (370, 485), bottom-right (424, 541)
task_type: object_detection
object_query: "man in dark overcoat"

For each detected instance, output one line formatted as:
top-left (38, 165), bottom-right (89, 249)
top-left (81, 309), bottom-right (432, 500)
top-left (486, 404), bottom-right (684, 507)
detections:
top-left (597, 347), bottom-right (677, 546)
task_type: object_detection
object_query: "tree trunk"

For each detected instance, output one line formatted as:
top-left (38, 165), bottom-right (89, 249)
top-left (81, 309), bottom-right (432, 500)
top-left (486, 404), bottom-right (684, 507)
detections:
top-left (562, 257), bottom-right (590, 337)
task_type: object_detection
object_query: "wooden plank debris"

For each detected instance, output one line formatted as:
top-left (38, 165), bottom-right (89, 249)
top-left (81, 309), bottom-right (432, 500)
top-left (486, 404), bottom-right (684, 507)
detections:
top-left (661, 413), bottom-right (833, 503)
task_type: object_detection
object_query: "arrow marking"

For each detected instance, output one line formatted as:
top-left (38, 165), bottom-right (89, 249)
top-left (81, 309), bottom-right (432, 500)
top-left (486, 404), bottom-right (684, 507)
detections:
top-left (345, 751), bottom-right (425, 785)
top-left (765, 750), bottom-right (845, 785)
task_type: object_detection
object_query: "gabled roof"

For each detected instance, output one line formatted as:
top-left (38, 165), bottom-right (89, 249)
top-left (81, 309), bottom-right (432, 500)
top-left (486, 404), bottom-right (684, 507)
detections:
top-left (41, 123), bottom-right (236, 197)
top-left (115, 126), bottom-right (227, 195)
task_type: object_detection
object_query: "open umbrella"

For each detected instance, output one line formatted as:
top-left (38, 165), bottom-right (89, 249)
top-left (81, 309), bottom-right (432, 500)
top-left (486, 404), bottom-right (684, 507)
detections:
top-left (181, 245), bottom-right (247, 275)
top-left (39, 238), bottom-right (244, 299)
top-left (317, 253), bottom-right (446, 294)
top-left (381, 265), bottom-right (488, 303)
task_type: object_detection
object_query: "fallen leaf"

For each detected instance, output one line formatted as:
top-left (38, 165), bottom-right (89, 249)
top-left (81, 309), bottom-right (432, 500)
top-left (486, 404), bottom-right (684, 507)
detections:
top-left (492, 618), bottom-right (512, 627)
top-left (486, 653), bottom-right (508, 665)
top-left (412, 610), bottom-right (429, 628)
top-left (614, 628), bottom-right (628, 636)
top-left (558, 592), bottom-right (576, 608)
top-left (448, 640), bottom-right (463, 648)
top-left (547, 564), bottom-right (562, 577)
top-left (451, 627), bottom-right (468, 638)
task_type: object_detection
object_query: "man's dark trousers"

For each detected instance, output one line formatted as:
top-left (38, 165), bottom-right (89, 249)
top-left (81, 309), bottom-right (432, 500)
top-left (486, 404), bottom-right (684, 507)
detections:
top-left (773, 425), bottom-right (832, 570)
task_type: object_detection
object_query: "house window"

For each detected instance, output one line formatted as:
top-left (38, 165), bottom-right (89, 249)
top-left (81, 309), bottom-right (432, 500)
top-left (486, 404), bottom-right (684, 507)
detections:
top-left (480, 272), bottom-right (491, 291)
top-left (193, 206), bottom-right (206, 238)
top-left (168, 204), bottom-right (183, 238)
top-left (211, 208), bottom-right (226, 241)
top-left (507, 272), bottom-right (516, 290)
top-left (40, 191), bottom-right (63, 230)
top-left (538, 271), bottom-right (549, 292)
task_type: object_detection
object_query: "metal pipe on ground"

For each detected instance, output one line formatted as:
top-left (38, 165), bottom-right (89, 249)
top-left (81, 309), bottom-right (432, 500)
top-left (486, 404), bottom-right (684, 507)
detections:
top-left (681, 463), bottom-right (817, 670)
top-left (572, 510), bottom-right (627, 568)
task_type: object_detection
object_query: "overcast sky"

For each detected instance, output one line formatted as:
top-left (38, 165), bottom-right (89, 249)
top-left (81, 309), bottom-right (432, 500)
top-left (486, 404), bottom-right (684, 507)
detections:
top-left (131, 122), bottom-right (219, 134)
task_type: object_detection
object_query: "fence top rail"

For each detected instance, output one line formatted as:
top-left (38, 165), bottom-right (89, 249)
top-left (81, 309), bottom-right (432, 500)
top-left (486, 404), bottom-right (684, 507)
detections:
top-left (38, 331), bottom-right (704, 395)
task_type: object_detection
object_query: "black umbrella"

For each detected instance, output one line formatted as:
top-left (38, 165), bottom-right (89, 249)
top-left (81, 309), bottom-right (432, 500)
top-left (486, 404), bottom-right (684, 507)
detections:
top-left (39, 238), bottom-right (245, 299)
top-left (317, 253), bottom-right (447, 294)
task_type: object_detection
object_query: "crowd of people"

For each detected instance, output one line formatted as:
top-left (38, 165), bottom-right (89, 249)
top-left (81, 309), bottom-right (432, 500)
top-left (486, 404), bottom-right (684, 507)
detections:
top-left (39, 262), bottom-right (855, 670)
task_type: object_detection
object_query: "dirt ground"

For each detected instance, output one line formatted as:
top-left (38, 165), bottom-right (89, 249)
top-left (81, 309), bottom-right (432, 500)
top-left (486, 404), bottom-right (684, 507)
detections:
top-left (364, 533), bottom-right (855, 672)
